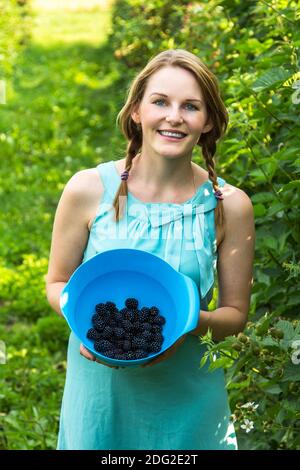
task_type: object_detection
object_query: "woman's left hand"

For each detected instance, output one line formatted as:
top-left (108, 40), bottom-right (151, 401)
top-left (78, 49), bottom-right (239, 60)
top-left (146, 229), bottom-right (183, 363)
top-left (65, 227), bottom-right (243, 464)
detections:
top-left (141, 334), bottom-right (187, 368)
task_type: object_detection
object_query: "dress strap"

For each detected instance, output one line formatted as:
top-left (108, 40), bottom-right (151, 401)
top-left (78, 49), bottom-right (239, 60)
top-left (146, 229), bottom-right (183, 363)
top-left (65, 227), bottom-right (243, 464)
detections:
top-left (96, 161), bottom-right (121, 202)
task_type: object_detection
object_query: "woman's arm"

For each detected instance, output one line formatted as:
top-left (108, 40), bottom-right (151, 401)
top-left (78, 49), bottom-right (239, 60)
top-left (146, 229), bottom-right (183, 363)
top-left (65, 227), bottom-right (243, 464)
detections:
top-left (191, 186), bottom-right (255, 341)
top-left (46, 168), bottom-right (121, 370)
top-left (45, 169), bottom-right (101, 316)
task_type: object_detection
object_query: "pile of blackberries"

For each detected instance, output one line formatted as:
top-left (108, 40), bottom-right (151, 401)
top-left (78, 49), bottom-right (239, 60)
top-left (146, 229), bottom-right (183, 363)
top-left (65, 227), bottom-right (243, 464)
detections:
top-left (86, 297), bottom-right (166, 360)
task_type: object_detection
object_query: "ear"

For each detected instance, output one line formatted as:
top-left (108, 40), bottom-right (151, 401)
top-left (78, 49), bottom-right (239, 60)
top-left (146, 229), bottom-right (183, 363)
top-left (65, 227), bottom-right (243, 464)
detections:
top-left (202, 120), bottom-right (214, 134)
top-left (131, 104), bottom-right (141, 124)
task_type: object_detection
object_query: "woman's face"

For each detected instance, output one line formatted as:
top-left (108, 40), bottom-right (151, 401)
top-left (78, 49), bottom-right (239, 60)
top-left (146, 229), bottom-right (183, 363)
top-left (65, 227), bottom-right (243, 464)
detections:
top-left (131, 65), bottom-right (213, 160)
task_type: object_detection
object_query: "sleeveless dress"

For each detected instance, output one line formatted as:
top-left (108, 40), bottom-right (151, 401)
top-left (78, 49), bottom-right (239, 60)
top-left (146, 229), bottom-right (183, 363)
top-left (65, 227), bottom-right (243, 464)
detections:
top-left (57, 160), bottom-right (237, 450)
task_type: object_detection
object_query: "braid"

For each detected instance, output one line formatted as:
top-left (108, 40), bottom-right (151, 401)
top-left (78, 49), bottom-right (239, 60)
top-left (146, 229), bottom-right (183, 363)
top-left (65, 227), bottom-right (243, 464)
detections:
top-left (112, 135), bottom-right (142, 222)
top-left (201, 135), bottom-right (225, 240)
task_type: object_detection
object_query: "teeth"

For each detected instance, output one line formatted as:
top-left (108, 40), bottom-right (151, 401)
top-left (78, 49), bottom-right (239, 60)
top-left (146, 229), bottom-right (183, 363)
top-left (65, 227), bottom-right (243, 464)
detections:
top-left (159, 131), bottom-right (186, 138)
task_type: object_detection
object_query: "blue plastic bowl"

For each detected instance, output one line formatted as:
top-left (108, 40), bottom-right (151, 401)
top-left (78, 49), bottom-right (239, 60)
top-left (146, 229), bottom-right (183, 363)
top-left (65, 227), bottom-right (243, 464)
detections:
top-left (60, 248), bottom-right (200, 367)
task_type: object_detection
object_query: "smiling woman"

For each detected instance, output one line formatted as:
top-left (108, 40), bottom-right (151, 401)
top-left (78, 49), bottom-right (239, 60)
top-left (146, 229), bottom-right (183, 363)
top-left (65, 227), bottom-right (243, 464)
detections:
top-left (46, 48), bottom-right (255, 450)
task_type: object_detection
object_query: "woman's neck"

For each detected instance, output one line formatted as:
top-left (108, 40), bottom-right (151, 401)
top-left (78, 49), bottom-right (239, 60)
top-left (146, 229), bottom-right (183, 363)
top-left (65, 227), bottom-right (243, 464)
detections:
top-left (130, 152), bottom-right (196, 200)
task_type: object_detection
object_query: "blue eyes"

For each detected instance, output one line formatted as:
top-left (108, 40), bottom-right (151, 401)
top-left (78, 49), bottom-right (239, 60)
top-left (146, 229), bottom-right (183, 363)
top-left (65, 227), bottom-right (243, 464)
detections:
top-left (153, 99), bottom-right (198, 111)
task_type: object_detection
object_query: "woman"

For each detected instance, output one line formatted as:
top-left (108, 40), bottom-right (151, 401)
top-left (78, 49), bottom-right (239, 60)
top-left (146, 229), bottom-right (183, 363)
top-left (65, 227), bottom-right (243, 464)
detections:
top-left (46, 49), bottom-right (255, 450)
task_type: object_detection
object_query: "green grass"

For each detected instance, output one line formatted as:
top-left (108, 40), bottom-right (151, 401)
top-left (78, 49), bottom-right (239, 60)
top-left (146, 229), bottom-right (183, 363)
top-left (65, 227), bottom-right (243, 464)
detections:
top-left (0, 0), bottom-right (129, 449)
top-left (0, 0), bottom-right (127, 265)
top-left (32, 6), bottom-right (113, 46)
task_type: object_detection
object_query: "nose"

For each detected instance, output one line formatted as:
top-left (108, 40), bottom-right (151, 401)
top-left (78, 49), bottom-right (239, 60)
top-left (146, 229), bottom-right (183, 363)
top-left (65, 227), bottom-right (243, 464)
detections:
top-left (166, 107), bottom-right (183, 124)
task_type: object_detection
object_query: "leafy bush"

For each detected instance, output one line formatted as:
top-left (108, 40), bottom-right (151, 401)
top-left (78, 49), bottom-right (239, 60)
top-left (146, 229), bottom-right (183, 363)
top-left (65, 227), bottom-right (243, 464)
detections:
top-left (34, 315), bottom-right (70, 354)
top-left (108, 0), bottom-right (300, 450)
top-left (0, 255), bottom-right (52, 321)
top-left (0, 321), bottom-right (66, 449)
top-left (0, 0), bottom-right (32, 76)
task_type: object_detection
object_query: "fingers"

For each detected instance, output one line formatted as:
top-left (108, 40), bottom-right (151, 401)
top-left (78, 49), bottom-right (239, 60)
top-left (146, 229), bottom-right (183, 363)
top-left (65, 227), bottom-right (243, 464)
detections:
top-left (80, 344), bottom-right (96, 361)
top-left (79, 344), bottom-right (123, 369)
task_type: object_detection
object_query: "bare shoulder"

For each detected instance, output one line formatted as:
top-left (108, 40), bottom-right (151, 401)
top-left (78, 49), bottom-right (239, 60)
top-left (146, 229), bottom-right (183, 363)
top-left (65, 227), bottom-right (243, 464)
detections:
top-left (65, 168), bottom-right (103, 198)
top-left (62, 168), bottom-right (104, 228)
top-left (115, 158), bottom-right (126, 175)
top-left (220, 183), bottom-right (255, 247)
top-left (221, 183), bottom-right (254, 218)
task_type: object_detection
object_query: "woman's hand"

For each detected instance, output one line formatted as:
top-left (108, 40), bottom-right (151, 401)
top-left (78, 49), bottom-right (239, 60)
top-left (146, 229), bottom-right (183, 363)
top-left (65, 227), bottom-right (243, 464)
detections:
top-left (79, 344), bottom-right (122, 369)
top-left (141, 334), bottom-right (187, 368)
top-left (80, 334), bottom-right (187, 370)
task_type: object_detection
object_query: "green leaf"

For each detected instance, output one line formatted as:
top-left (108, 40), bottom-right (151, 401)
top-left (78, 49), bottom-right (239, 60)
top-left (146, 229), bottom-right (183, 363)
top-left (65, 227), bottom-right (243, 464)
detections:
top-left (276, 320), bottom-right (296, 341)
top-left (264, 384), bottom-right (282, 395)
top-left (263, 237), bottom-right (277, 250)
top-left (267, 202), bottom-right (286, 217)
top-left (282, 363), bottom-right (300, 382)
top-left (252, 68), bottom-right (292, 92)
top-left (281, 180), bottom-right (300, 192)
top-left (251, 192), bottom-right (275, 204)
top-left (254, 203), bottom-right (266, 217)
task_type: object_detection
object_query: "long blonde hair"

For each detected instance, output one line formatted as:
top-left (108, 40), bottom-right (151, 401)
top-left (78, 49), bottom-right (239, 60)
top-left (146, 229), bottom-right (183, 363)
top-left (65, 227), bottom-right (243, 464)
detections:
top-left (113, 49), bottom-right (228, 237)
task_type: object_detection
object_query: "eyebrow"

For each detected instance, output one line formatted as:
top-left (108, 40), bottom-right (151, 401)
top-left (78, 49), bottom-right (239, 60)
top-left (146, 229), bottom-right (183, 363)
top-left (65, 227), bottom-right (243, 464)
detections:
top-left (149, 92), bottom-right (203, 103)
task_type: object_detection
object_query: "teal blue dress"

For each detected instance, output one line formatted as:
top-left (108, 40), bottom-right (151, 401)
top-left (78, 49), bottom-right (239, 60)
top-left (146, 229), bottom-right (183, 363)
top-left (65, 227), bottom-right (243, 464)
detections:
top-left (57, 160), bottom-right (237, 450)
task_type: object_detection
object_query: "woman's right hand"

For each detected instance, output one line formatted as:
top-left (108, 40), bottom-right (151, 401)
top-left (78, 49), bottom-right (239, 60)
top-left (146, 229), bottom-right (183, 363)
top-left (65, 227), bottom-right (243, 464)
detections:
top-left (79, 344), bottom-right (122, 369)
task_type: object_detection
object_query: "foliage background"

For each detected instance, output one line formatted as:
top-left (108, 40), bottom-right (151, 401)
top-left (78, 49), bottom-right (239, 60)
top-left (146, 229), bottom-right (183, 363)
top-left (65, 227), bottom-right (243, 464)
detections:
top-left (0, 0), bottom-right (299, 450)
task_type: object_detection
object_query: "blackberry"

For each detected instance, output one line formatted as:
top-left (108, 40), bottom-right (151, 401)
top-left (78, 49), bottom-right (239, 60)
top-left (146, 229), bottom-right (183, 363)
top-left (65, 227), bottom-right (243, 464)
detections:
top-left (105, 301), bottom-right (116, 312)
top-left (149, 306), bottom-right (159, 317)
top-left (132, 320), bottom-right (142, 333)
top-left (115, 312), bottom-right (123, 323)
top-left (134, 350), bottom-right (149, 359)
top-left (153, 333), bottom-right (164, 345)
top-left (97, 312), bottom-right (108, 322)
top-left (124, 309), bottom-right (135, 322)
top-left (87, 328), bottom-right (102, 341)
top-left (140, 322), bottom-right (152, 331)
top-left (93, 318), bottom-right (106, 331)
top-left (95, 303), bottom-right (107, 315)
top-left (94, 339), bottom-right (113, 352)
top-left (139, 309), bottom-right (149, 323)
top-left (125, 298), bottom-right (139, 310)
top-left (132, 337), bottom-right (148, 350)
top-left (124, 351), bottom-right (136, 360)
top-left (123, 339), bottom-right (132, 352)
top-left (121, 319), bottom-right (134, 332)
top-left (102, 325), bottom-right (114, 340)
top-left (92, 313), bottom-right (99, 324)
top-left (119, 307), bottom-right (130, 316)
top-left (114, 353), bottom-right (125, 360)
top-left (131, 308), bottom-right (140, 321)
top-left (124, 331), bottom-right (134, 341)
top-left (140, 306), bottom-right (150, 316)
top-left (114, 347), bottom-right (123, 355)
top-left (147, 315), bottom-right (157, 325)
top-left (151, 324), bottom-right (162, 333)
top-left (107, 317), bottom-right (118, 328)
top-left (148, 341), bottom-right (161, 353)
top-left (114, 327), bottom-right (125, 339)
top-left (104, 349), bottom-right (117, 358)
top-left (153, 315), bottom-right (166, 326)
top-left (141, 330), bottom-right (152, 341)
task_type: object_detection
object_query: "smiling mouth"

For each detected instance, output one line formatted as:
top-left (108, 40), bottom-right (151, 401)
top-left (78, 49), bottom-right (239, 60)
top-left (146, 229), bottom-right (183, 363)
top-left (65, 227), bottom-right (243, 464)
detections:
top-left (157, 130), bottom-right (187, 140)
